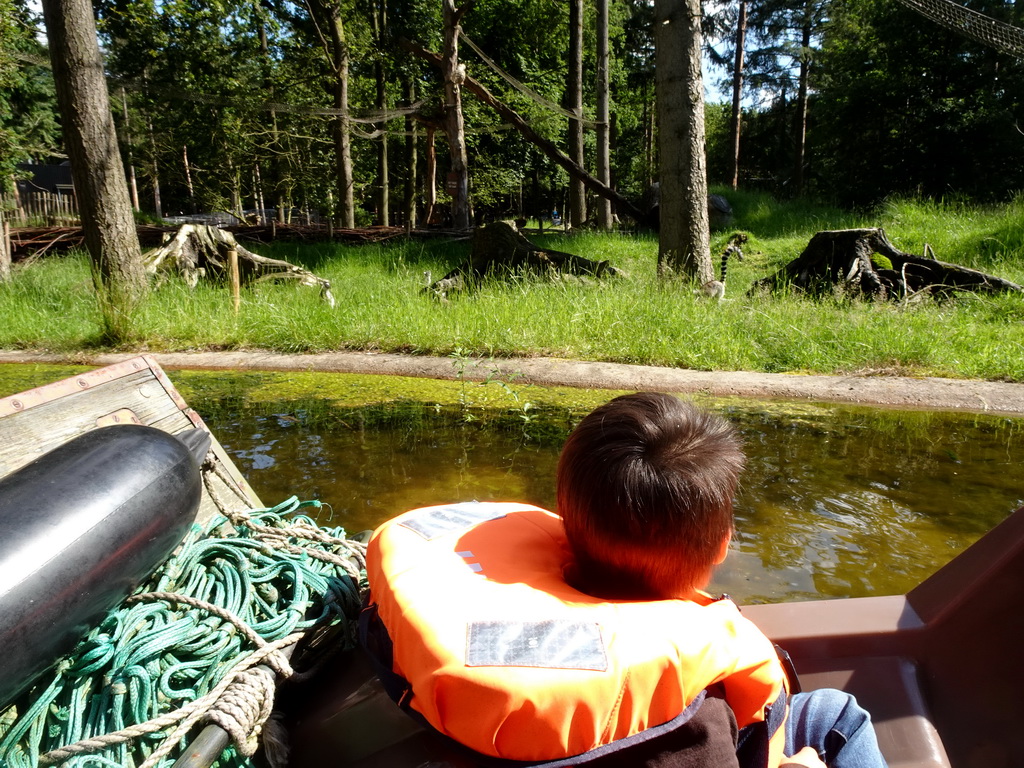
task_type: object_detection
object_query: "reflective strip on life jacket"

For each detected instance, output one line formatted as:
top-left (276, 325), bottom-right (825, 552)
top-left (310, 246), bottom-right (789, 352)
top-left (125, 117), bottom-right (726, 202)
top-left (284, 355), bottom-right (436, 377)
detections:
top-left (366, 502), bottom-right (789, 766)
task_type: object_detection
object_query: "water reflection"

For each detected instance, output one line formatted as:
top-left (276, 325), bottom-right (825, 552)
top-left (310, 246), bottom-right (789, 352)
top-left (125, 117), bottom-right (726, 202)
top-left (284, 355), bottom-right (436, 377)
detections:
top-left (212, 411), bottom-right (559, 529)
top-left (203, 398), bottom-right (1023, 605)
top-left (2, 365), bottom-right (1020, 604)
top-left (726, 406), bottom-right (1022, 601)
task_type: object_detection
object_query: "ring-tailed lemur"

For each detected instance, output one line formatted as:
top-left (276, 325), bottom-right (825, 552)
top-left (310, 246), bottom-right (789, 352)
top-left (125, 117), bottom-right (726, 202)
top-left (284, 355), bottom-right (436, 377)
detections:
top-left (698, 233), bottom-right (748, 300)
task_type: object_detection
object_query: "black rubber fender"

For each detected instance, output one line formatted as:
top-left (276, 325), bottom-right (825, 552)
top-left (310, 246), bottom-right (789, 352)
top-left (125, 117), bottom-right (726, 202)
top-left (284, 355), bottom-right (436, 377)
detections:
top-left (0, 425), bottom-right (207, 708)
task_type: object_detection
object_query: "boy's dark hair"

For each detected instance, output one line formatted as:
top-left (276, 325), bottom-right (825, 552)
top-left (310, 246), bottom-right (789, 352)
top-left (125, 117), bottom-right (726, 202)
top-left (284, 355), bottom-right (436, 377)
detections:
top-left (556, 392), bottom-right (745, 598)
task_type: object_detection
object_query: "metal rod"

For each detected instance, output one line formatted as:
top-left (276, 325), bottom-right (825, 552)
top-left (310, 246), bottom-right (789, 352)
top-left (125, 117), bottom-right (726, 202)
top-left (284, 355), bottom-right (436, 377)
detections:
top-left (170, 724), bottom-right (231, 768)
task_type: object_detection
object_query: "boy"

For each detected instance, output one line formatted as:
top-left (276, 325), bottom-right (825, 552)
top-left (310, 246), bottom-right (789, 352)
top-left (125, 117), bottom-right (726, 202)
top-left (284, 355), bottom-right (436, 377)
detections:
top-left (557, 392), bottom-right (886, 768)
top-left (363, 393), bottom-right (885, 768)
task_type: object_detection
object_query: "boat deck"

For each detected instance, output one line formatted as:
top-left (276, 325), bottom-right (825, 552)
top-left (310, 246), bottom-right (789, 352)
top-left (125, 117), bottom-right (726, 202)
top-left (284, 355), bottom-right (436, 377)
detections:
top-left (0, 355), bottom-right (260, 522)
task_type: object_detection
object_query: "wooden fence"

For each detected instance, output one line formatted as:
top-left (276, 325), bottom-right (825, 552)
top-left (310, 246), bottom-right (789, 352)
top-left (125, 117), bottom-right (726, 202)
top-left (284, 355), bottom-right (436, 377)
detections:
top-left (0, 213), bottom-right (10, 280)
top-left (0, 191), bottom-right (80, 227)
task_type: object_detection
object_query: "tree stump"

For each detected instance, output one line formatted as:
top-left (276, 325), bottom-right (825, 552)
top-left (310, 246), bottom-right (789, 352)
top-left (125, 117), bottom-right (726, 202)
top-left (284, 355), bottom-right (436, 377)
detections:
top-left (143, 224), bottom-right (335, 306)
top-left (750, 228), bottom-right (1024, 300)
top-left (426, 221), bottom-right (619, 299)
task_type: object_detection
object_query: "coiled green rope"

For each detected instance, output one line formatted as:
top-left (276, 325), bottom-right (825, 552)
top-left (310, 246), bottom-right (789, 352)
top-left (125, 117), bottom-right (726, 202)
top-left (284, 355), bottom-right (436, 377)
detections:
top-left (0, 496), bottom-right (367, 768)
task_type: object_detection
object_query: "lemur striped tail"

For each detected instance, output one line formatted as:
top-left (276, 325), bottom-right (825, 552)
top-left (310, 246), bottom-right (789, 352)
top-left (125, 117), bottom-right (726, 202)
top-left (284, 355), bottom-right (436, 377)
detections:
top-left (719, 250), bottom-right (732, 285)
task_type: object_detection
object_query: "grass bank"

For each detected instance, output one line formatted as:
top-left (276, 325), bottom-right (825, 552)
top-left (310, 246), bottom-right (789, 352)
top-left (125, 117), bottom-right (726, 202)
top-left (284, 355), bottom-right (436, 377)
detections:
top-left (2, 192), bottom-right (1023, 381)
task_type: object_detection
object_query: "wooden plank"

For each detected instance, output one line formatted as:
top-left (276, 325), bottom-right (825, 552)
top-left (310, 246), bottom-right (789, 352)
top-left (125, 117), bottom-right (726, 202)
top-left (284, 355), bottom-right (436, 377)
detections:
top-left (0, 356), bottom-right (262, 524)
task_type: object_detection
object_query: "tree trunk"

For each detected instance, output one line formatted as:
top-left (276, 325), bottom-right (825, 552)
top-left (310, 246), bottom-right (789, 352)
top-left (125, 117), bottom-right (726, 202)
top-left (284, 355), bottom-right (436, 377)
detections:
top-left (148, 119), bottom-right (162, 219)
top-left (41, 0), bottom-right (146, 341)
top-left (325, 5), bottom-right (355, 229)
top-left (730, 1), bottom-right (747, 191)
top-left (261, 23), bottom-right (286, 224)
top-left (254, 162), bottom-right (266, 224)
top-left (442, 0), bottom-right (471, 229)
top-left (403, 78), bottom-right (418, 229)
top-left (646, 95), bottom-right (656, 187)
top-left (0, 214), bottom-right (11, 282)
top-left (794, 19), bottom-right (811, 196)
top-left (751, 228), bottom-right (1024, 299)
top-left (424, 124), bottom-right (438, 224)
top-left (229, 161), bottom-right (243, 220)
top-left (654, 0), bottom-right (712, 281)
top-left (376, 91), bottom-right (390, 227)
top-left (373, 0), bottom-right (390, 226)
top-left (400, 38), bottom-right (646, 222)
top-left (119, 87), bottom-right (139, 211)
top-left (567, 0), bottom-right (587, 228)
top-left (595, 0), bottom-right (612, 230)
top-left (144, 224), bottom-right (335, 305)
top-left (183, 144), bottom-right (195, 213)
top-left (9, 175), bottom-right (25, 221)
top-left (258, 23), bottom-right (280, 223)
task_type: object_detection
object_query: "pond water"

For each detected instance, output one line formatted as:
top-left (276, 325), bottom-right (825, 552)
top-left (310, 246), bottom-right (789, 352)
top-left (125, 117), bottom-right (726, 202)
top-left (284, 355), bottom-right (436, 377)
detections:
top-left (2, 365), bottom-right (1022, 604)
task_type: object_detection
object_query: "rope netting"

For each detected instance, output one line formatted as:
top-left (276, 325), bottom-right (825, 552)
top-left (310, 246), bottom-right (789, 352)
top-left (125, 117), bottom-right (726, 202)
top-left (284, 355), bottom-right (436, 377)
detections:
top-left (459, 33), bottom-right (600, 128)
top-left (894, 0), bottom-right (1024, 58)
top-left (0, 492), bottom-right (367, 768)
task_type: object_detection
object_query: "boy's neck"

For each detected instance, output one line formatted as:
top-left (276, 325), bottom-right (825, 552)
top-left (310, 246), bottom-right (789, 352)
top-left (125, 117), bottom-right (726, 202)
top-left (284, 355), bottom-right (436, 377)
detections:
top-left (567, 562), bottom-right (707, 602)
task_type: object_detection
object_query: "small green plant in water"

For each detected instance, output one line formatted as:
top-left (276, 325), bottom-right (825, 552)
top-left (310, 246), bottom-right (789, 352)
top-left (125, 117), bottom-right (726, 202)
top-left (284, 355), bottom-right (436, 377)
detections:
top-left (448, 346), bottom-right (473, 418)
top-left (448, 348), bottom-right (536, 429)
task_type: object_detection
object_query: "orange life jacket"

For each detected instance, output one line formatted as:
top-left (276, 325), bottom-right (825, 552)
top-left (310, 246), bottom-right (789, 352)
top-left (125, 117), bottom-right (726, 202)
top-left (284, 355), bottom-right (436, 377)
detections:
top-left (365, 501), bottom-right (789, 766)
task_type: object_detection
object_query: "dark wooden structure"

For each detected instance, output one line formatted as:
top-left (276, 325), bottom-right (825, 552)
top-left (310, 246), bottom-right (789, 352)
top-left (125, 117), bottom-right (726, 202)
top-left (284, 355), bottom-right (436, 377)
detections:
top-left (752, 228), bottom-right (1024, 300)
top-left (427, 221), bottom-right (619, 299)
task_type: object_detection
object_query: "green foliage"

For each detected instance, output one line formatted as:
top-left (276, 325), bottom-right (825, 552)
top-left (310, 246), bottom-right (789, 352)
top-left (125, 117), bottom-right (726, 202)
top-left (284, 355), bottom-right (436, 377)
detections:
top-left (812, 0), bottom-right (1024, 204)
top-left (0, 0), bottom-right (60, 192)
top-left (704, 102), bottom-right (732, 184)
top-left (874, 194), bottom-right (1024, 272)
top-left (0, 254), bottom-right (101, 345)
top-left (8, 0), bottom-right (1024, 223)
top-left (711, 185), bottom-right (861, 237)
top-left (83, 0), bottom-right (671, 222)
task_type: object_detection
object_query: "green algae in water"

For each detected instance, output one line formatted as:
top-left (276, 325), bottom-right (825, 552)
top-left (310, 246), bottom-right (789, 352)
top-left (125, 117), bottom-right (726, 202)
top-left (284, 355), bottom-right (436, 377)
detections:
top-left (2, 364), bottom-right (1022, 604)
top-left (0, 364), bottom-right (95, 398)
top-left (172, 370), bottom-right (1024, 603)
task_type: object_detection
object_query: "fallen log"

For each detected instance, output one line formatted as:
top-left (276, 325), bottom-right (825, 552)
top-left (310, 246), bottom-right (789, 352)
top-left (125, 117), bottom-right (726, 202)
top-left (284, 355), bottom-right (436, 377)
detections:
top-left (426, 220), bottom-right (619, 299)
top-left (9, 225), bottom-right (174, 257)
top-left (143, 224), bottom-right (335, 305)
top-left (9, 224), bottom-right (474, 259)
top-left (750, 228), bottom-right (1024, 300)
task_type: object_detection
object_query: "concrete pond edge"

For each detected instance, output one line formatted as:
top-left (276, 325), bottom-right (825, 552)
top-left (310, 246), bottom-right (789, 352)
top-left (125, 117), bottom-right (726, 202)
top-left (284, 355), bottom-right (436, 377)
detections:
top-left (1, 349), bottom-right (1022, 416)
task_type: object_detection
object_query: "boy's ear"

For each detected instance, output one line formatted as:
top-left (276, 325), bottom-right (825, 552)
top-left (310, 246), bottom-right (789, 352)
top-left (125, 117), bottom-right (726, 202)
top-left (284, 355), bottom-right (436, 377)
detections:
top-left (713, 532), bottom-right (731, 565)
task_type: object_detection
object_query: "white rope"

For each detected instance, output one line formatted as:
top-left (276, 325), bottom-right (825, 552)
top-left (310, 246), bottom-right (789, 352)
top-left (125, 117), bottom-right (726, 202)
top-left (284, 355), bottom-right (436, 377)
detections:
top-left (894, 0), bottom-right (1024, 57)
top-left (204, 665), bottom-right (277, 757)
top-left (460, 33), bottom-right (601, 128)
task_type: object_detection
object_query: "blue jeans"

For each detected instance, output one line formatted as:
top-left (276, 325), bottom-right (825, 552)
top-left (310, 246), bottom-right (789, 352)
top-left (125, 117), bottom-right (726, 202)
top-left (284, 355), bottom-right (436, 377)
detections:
top-left (785, 689), bottom-right (888, 768)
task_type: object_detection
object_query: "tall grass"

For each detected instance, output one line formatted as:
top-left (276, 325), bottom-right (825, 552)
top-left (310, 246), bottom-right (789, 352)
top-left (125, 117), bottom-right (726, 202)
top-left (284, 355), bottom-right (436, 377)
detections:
top-left (2, 192), bottom-right (1023, 381)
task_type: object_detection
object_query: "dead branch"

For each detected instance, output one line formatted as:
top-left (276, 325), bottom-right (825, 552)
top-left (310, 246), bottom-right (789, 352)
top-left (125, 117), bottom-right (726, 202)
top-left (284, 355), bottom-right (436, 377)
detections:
top-left (399, 38), bottom-right (646, 223)
top-left (143, 224), bottom-right (335, 305)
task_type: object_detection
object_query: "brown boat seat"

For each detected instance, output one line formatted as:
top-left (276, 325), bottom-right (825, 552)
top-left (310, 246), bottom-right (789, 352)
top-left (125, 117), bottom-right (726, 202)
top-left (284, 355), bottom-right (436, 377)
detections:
top-left (794, 655), bottom-right (950, 768)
